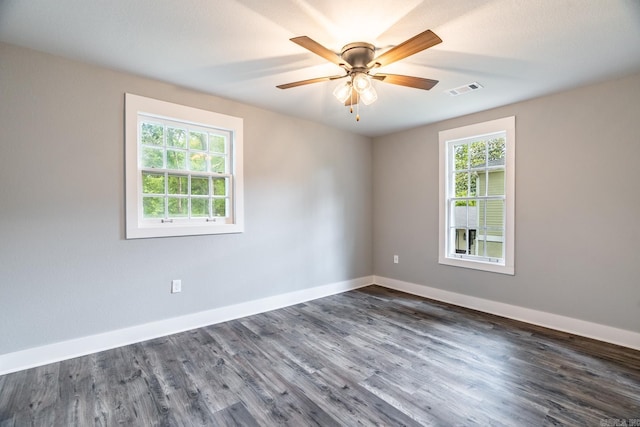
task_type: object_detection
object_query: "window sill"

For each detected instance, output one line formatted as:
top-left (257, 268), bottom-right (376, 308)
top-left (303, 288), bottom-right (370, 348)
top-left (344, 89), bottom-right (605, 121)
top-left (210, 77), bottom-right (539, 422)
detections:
top-left (439, 256), bottom-right (514, 275)
top-left (126, 222), bottom-right (244, 239)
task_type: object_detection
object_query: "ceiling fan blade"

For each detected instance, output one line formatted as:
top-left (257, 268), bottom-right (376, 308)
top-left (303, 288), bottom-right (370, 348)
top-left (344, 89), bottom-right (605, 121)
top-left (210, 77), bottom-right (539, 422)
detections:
top-left (367, 30), bottom-right (442, 68)
top-left (376, 74), bottom-right (439, 90)
top-left (276, 75), bottom-right (345, 89)
top-left (290, 36), bottom-right (344, 66)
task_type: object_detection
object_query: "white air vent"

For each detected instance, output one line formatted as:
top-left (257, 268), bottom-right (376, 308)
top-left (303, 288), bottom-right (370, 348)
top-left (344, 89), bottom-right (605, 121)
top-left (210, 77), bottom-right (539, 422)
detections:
top-left (446, 82), bottom-right (484, 96)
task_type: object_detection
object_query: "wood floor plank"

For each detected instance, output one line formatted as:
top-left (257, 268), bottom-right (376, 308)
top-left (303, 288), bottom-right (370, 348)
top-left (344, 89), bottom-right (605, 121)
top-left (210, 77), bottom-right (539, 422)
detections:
top-left (1, 285), bottom-right (639, 426)
top-left (211, 401), bottom-right (261, 427)
top-left (169, 330), bottom-right (244, 414)
top-left (360, 372), bottom-right (444, 425)
top-left (94, 347), bottom-right (138, 425)
top-left (312, 366), bottom-right (423, 426)
top-left (53, 354), bottom-right (96, 426)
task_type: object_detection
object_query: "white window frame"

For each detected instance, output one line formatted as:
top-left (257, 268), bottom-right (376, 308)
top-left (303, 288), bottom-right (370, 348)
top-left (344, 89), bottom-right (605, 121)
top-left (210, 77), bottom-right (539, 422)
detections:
top-left (125, 93), bottom-right (244, 239)
top-left (438, 116), bottom-right (515, 275)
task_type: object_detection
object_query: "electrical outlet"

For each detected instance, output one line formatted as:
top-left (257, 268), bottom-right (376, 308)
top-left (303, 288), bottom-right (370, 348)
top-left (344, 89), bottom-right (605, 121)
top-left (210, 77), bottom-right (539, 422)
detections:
top-left (394, 255), bottom-right (399, 264)
top-left (171, 279), bottom-right (182, 293)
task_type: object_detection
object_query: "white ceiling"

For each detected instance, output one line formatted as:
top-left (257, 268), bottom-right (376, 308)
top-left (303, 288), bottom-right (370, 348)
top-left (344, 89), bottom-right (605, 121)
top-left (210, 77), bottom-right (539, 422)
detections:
top-left (1, 0), bottom-right (639, 137)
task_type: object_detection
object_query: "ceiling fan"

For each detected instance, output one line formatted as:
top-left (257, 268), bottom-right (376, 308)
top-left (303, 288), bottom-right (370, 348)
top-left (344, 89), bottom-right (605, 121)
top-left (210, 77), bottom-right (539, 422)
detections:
top-left (276, 29), bottom-right (442, 120)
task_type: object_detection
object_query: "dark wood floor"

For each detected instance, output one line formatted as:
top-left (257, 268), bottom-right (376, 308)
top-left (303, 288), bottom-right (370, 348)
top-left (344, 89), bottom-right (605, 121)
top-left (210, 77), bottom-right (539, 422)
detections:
top-left (1, 286), bottom-right (639, 426)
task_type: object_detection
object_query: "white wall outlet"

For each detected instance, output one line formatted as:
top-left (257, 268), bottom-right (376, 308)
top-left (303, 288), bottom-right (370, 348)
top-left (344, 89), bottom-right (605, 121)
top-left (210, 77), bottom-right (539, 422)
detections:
top-left (171, 279), bottom-right (182, 293)
top-left (394, 255), bottom-right (399, 264)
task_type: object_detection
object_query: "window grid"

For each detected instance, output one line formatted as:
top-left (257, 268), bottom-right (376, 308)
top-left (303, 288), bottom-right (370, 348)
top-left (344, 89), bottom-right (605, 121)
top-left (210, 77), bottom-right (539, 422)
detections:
top-left (446, 133), bottom-right (506, 264)
top-left (140, 172), bottom-right (231, 220)
top-left (138, 116), bottom-right (232, 222)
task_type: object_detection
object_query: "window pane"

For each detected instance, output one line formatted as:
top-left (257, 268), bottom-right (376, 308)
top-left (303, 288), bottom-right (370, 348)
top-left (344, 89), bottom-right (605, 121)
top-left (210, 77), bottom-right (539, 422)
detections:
top-left (470, 140), bottom-right (486, 168)
top-left (213, 178), bottom-right (226, 196)
top-left (189, 152), bottom-right (207, 172)
top-left (189, 131), bottom-right (207, 151)
top-left (191, 198), bottom-right (209, 217)
top-left (475, 169), bottom-right (487, 197)
top-left (454, 229), bottom-right (469, 254)
top-left (485, 199), bottom-right (505, 228)
top-left (210, 134), bottom-right (226, 153)
top-left (168, 197), bottom-right (188, 217)
top-left (469, 171), bottom-right (479, 197)
top-left (451, 200), bottom-right (468, 228)
top-left (477, 200), bottom-right (487, 229)
top-left (167, 150), bottom-right (186, 170)
top-left (468, 229), bottom-right (477, 256)
top-left (454, 172), bottom-right (469, 197)
top-left (167, 127), bottom-right (187, 148)
top-left (141, 123), bottom-right (163, 146)
top-left (454, 144), bottom-right (468, 170)
top-left (142, 172), bottom-right (164, 194)
top-left (486, 229), bottom-right (505, 259)
top-left (210, 155), bottom-right (226, 173)
top-left (143, 196), bottom-right (165, 218)
top-left (468, 200), bottom-right (478, 229)
top-left (476, 229), bottom-right (487, 257)
top-left (488, 137), bottom-right (506, 163)
top-left (168, 175), bottom-right (188, 195)
top-left (142, 147), bottom-right (164, 168)
top-left (213, 198), bottom-right (226, 217)
top-left (487, 170), bottom-right (505, 196)
top-left (191, 177), bottom-right (209, 195)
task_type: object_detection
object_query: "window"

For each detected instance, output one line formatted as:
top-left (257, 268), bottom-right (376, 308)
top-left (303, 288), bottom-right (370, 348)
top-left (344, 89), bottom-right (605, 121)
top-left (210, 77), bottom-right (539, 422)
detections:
top-left (125, 93), bottom-right (244, 239)
top-left (439, 116), bottom-right (515, 274)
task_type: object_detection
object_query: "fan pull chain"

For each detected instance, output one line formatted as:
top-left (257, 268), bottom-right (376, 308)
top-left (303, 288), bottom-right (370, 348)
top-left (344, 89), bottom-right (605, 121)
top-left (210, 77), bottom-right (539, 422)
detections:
top-left (347, 93), bottom-right (360, 122)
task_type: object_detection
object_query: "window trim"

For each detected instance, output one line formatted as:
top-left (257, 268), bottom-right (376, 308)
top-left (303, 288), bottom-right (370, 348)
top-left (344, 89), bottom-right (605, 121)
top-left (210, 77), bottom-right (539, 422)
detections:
top-left (438, 116), bottom-right (515, 275)
top-left (125, 93), bottom-right (244, 239)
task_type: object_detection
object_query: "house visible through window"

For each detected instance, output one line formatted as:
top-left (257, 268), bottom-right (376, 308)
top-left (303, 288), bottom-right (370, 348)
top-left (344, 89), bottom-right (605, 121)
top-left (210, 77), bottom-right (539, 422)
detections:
top-left (125, 94), bottom-right (244, 239)
top-left (439, 116), bottom-right (515, 275)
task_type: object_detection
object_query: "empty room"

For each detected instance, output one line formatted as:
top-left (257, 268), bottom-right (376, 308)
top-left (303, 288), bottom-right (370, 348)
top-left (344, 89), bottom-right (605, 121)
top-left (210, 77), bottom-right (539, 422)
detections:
top-left (1, 1), bottom-right (639, 425)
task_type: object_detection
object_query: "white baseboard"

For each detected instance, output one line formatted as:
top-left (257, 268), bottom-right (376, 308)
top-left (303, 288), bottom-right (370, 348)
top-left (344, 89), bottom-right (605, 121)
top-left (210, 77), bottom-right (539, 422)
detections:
top-left (0, 276), bottom-right (373, 376)
top-left (374, 275), bottom-right (640, 351)
top-left (3, 274), bottom-right (638, 376)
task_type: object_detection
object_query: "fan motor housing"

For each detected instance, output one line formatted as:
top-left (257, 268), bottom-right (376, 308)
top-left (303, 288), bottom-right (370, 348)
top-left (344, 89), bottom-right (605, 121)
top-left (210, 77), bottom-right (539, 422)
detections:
top-left (340, 42), bottom-right (375, 68)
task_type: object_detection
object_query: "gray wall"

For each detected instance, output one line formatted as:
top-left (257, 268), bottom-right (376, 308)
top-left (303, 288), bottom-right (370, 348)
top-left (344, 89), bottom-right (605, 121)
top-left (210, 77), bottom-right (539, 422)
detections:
top-left (2, 40), bottom-right (639, 358)
top-left (373, 72), bottom-right (640, 333)
top-left (0, 43), bottom-right (373, 355)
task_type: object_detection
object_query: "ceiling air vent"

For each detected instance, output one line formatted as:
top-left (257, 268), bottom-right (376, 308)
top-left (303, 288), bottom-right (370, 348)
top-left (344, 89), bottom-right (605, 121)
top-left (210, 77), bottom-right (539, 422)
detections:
top-left (446, 82), bottom-right (483, 96)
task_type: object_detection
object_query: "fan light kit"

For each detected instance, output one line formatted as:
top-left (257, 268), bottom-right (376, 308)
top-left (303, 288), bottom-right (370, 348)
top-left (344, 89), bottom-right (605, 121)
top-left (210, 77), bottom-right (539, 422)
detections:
top-left (277, 30), bottom-right (442, 122)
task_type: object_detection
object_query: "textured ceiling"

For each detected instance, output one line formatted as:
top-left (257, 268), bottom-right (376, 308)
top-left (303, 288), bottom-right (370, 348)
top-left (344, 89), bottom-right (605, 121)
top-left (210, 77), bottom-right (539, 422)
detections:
top-left (1, 0), bottom-right (639, 137)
